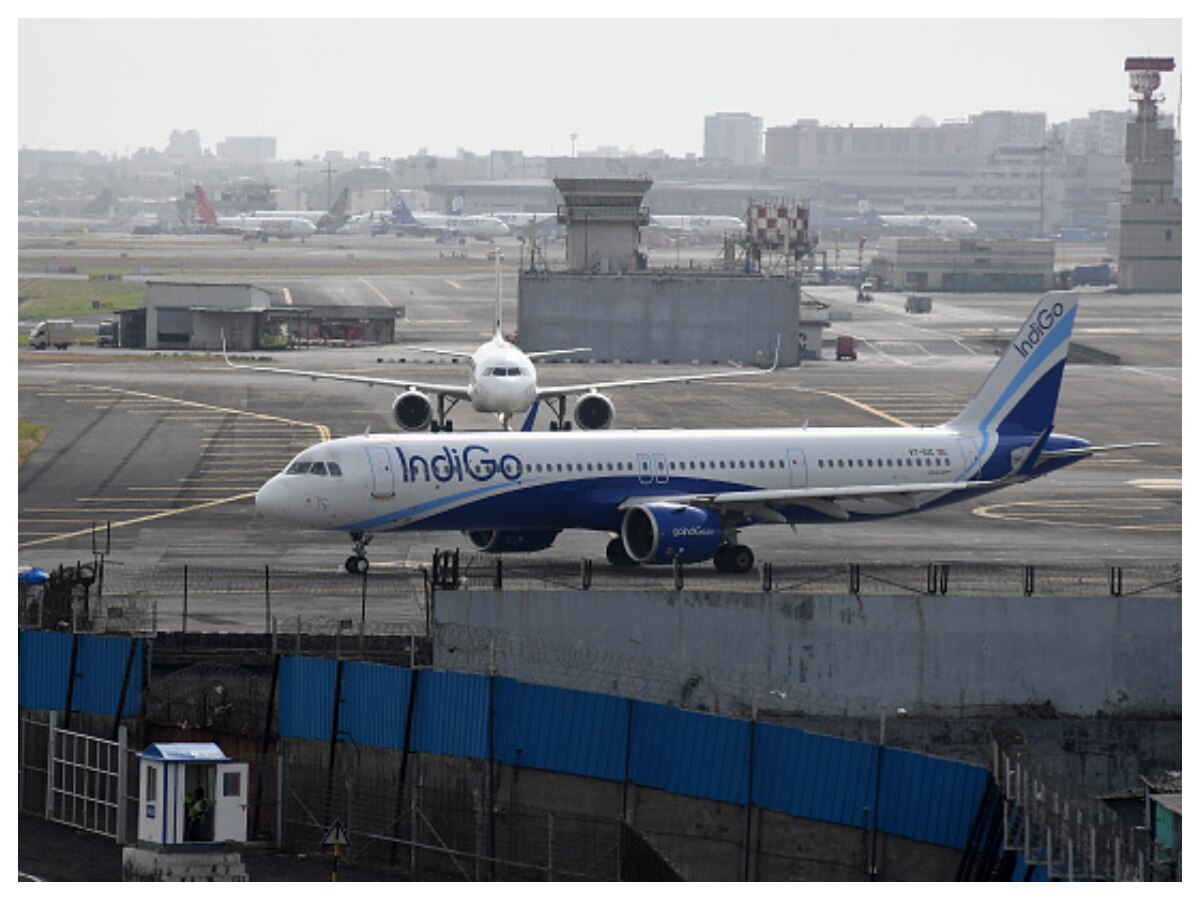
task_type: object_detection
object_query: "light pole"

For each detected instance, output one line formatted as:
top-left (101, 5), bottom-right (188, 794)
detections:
top-left (380, 157), bottom-right (391, 214)
top-left (293, 160), bottom-right (303, 209)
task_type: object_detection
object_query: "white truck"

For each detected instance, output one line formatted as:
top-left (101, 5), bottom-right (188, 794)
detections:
top-left (28, 319), bottom-right (79, 350)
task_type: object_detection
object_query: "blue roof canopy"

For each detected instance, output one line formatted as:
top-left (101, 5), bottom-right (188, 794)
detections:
top-left (138, 743), bottom-right (231, 763)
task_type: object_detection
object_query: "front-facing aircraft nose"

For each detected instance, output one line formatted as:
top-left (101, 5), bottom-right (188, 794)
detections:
top-left (255, 476), bottom-right (289, 519)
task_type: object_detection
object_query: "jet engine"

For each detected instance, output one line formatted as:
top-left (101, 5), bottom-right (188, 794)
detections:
top-left (392, 391), bottom-right (433, 431)
top-left (573, 392), bottom-right (615, 430)
top-left (465, 529), bottom-right (561, 553)
top-left (621, 503), bottom-right (724, 564)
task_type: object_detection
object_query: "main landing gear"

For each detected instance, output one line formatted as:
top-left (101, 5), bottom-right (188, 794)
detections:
top-left (345, 531), bottom-right (372, 575)
top-left (713, 542), bottom-right (755, 574)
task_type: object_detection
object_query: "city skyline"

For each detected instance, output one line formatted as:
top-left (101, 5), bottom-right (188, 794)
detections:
top-left (18, 16), bottom-right (1183, 162)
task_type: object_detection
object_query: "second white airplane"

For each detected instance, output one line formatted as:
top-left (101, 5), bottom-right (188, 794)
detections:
top-left (223, 253), bottom-right (776, 432)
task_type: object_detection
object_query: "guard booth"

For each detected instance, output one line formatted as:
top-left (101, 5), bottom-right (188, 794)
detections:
top-left (136, 743), bottom-right (249, 845)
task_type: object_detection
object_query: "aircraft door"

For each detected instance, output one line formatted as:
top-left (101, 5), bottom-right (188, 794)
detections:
top-left (635, 453), bottom-right (654, 485)
top-left (787, 448), bottom-right (808, 488)
top-left (366, 446), bottom-right (395, 498)
top-left (652, 452), bottom-right (669, 484)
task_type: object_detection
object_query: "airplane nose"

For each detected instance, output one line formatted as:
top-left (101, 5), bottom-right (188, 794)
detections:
top-left (255, 477), bottom-right (290, 519)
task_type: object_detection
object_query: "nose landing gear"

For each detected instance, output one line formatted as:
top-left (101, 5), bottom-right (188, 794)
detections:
top-left (345, 531), bottom-right (372, 575)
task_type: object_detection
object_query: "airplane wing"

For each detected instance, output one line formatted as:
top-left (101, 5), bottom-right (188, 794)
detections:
top-left (535, 339), bottom-right (780, 400)
top-left (405, 346), bottom-right (476, 360)
top-left (525, 348), bottom-right (593, 360)
top-left (617, 478), bottom-right (1009, 521)
top-left (222, 350), bottom-right (471, 400)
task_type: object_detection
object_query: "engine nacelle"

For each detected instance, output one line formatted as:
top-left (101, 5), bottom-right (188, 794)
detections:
top-left (573, 392), bottom-right (615, 430)
top-left (621, 503), bottom-right (724, 565)
top-left (392, 391), bottom-right (433, 431)
top-left (465, 529), bottom-right (561, 554)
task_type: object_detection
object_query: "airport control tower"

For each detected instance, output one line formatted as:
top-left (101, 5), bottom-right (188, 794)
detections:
top-left (1108, 57), bottom-right (1182, 292)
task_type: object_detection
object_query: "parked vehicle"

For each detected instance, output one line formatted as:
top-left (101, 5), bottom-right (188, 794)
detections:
top-left (836, 335), bottom-right (858, 361)
top-left (1070, 264), bottom-right (1113, 286)
top-left (905, 295), bottom-right (933, 314)
top-left (28, 319), bottom-right (78, 350)
top-left (96, 320), bottom-right (119, 348)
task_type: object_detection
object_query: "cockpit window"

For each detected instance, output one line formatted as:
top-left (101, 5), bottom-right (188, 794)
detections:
top-left (286, 460), bottom-right (342, 476)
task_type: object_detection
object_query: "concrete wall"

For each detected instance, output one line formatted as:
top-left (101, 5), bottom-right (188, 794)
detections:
top-left (517, 272), bottom-right (798, 365)
top-left (433, 589), bottom-right (1180, 720)
top-left (281, 739), bottom-right (962, 880)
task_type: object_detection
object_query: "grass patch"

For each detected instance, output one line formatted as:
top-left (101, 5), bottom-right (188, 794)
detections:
top-left (17, 277), bottom-right (146, 319)
top-left (19, 419), bottom-right (49, 467)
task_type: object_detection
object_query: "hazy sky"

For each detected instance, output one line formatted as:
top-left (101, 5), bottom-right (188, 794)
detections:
top-left (16, 13), bottom-right (1185, 160)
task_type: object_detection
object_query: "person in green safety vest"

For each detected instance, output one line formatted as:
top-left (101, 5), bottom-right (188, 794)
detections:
top-left (185, 785), bottom-right (212, 841)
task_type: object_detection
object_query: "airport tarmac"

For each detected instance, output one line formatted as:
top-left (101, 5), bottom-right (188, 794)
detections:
top-left (17, 234), bottom-right (1182, 632)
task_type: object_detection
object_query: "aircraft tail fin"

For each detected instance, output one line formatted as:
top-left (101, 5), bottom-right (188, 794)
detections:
top-left (948, 291), bottom-right (1078, 437)
top-left (328, 186), bottom-right (349, 218)
top-left (392, 193), bottom-right (418, 225)
top-left (194, 185), bottom-right (218, 227)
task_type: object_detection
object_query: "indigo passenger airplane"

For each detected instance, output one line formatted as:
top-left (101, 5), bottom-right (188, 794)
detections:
top-left (255, 291), bottom-right (1146, 574)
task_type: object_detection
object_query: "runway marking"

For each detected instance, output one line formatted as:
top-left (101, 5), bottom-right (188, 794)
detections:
top-left (87, 386), bottom-right (331, 441)
top-left (18, 493), bottom-right (257, 548)
top-left (358, 276), bottom-right (394, 307)
top-left (19, 383), bottom-right (329, 548)
top-left (778, 386), bottom-right (913, 427)
top-left (445, 280), bottom-right (464, 290)
top-left (1129, 478), bottom-right (1182, 492)
top-left (971, 499), bottom-right (1179, 532)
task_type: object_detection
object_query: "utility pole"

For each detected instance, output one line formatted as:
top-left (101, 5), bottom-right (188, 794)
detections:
top-left (294, 160), bottom-right (304, 209)
top-left (324, 159), bottom-right (337, 209)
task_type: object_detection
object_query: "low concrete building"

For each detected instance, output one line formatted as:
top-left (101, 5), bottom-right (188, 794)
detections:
top-left (146, 282), bottom-right (271, 351)
top-left (518, 271), bottom-right (798, 366)
top-left (143, 282), bottom-right (399, 350)
top-left (869, 236), bottom-right (1055, 292)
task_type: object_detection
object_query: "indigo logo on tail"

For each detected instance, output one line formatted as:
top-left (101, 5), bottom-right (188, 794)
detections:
top-left (1012, 300), bottom-right (1066, 359)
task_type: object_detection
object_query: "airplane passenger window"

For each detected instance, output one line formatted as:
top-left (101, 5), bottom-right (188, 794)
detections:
top-left (699, 462), bottom-right (706, 469)
top-left (739, 460), bottom-right (746, 469)
top-left (556, 464), bottom-right (563, 472)
top-left (867, 460), bottom-right (873, 467)
top-left (607, 463), bottom-right (614, 471)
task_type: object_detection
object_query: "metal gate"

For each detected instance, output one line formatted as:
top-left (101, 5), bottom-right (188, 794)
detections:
top-left (45, 711), bottom-right (129, 842)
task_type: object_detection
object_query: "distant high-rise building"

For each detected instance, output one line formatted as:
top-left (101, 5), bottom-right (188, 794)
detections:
top-left (704, 113), bottom-right (762, 165)
top-left (165, 129), bottom-right (202, 160)
top-left (215, 136), bottom-right (277, 163)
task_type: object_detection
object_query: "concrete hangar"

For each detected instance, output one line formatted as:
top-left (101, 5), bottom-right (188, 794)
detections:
top-left (117, 281), bottom-right (400, 350)
top-left (518, 177), bottom-right (814, 367)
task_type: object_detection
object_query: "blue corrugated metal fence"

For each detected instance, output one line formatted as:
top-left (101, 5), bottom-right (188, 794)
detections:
top-left (277, 658), bottom-right (991, 851)
top-left (18, 630), bottom-right (143, 718)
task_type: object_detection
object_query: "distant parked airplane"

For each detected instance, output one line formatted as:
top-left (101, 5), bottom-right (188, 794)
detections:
top-left (858, 199), bottom-right (977, 238)
top-left (387, 194), bottom-right (509, 240)
top-left (194, 185), bottom-right (316, 240)
top-left (249, 186), bottom-right (351, 233)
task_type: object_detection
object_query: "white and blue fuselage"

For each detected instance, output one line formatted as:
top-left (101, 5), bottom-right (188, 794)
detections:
top-left (255, 292), bottom-right (1102, 573)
